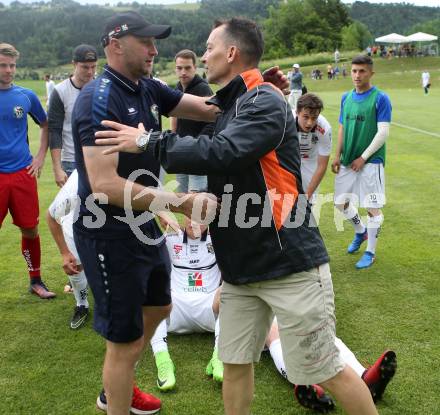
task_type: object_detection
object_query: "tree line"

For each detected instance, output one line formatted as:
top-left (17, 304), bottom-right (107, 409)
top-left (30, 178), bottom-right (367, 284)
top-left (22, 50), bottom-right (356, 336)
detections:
top-left (0, 0), bottom-right (438, 68)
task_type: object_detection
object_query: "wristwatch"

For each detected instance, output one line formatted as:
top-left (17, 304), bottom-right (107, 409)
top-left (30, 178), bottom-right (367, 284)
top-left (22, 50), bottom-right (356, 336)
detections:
top-left (136, 129), bottom-right (153, 152)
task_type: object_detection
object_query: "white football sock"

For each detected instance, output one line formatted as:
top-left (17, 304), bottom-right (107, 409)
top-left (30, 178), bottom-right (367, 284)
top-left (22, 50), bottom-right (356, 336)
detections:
top-left (69, 271), bottom-right (88, 308)
top-left (366, 214), bottom-right (383, 254)
top-left (335, 337), bottom-right (365, 377)
top-left (151, 319), bottom-right (169, 354)
top-left (343, 204), bottom-right (366, 234)
top-left (268, 338), bottom-right (288, 380)
top-left (214, 318), bottom-right (220, 349)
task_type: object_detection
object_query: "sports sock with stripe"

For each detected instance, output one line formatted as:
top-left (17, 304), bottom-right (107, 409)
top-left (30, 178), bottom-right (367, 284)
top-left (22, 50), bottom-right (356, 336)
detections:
top-left (69, 271), bottom-right (89, 307)
top-left (151, 319), bottom-right (169, 354)
top-left (22, 235), bottom-right (41, 279)
top-left (343, 204), bottom-right (366, 234)
top-left (366, 214), bottom-right (383, 254)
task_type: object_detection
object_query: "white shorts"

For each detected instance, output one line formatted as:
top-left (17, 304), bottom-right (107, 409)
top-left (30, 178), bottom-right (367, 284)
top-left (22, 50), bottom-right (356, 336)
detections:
top-left (64, 232), bottom-right (81, 265)
top-left (167, 291), bottom-right (216, 334)
top-left (334, 163), bottom-right (386, 208)
top-left (301, 163), bottom-right (320, 204)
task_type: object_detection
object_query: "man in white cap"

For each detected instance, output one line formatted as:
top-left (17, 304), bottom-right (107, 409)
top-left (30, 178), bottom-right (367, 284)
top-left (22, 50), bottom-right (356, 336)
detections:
top-left (287, 63), bottom-right (303, 109)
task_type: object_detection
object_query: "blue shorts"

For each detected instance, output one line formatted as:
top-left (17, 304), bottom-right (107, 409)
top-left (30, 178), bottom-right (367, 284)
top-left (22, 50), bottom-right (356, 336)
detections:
top-left (74, 232), bottom-right (171, 343)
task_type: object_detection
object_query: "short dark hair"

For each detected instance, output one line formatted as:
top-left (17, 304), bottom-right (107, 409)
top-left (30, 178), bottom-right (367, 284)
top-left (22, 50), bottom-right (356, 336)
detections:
top-left (352, 54), bottom-right (373, 67)
top-left (175, 49), bottom-right (197, 66)
top-left (296, 93), bottom-right (323, 114)
top-left (213, 17), bottom-right (264, 66)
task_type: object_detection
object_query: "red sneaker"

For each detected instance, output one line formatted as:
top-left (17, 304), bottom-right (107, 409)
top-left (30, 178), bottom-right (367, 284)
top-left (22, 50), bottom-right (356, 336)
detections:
top-left (97, 385), bottom-right (161, 415)
top-left (362, 350), bottom-right (397, 402)
top-left (294, 384), bottom-right (335, 413)
top-left (29, 281), bottom-right (56, 299)
top-left (131, 385), bottom-right (161, 415)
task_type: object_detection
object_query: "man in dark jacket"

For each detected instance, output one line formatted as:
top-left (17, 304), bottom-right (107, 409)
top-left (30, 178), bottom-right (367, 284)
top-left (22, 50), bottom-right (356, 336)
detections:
top-left (95, 17), bottom-right (378, 415)
top-left (170, 49), bottom-right (213, 193)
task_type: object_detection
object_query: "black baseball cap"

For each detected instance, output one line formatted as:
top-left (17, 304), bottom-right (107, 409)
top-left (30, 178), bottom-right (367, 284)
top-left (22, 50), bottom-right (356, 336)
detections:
top-left (101, 11), bottom-right (171, 47)
top-left (72, 44), bottom-right (98, 62)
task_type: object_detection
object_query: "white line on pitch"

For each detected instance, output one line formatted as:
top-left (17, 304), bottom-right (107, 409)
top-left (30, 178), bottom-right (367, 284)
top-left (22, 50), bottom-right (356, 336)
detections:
top-left (391, 122), bottom-right (440, 138)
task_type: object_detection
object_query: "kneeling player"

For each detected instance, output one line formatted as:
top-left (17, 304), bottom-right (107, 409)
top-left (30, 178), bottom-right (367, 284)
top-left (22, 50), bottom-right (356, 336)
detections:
top-left (294, 93), bottom-right (332, 204)
top-left (266, 320), bottom-right (397, 412)
top-left (150, 218), bottom-right (223, 391)
top-left (46, 170), bottom-right (89, 329)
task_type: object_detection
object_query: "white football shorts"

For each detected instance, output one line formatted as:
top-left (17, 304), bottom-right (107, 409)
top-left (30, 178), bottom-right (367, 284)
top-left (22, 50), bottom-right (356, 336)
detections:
top-left (334, 163), bottom-right (386, 208)
top-left (167, 290), bottom-right (217, 334)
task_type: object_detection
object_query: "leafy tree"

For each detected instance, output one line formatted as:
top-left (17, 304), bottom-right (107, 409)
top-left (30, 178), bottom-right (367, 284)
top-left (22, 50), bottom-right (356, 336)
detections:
top-left (341, 21), bottom-right (372, 51)
top-left (263, 0), bottom-right (351, 59)
top-left (410, 18), bottom-right (440, 38)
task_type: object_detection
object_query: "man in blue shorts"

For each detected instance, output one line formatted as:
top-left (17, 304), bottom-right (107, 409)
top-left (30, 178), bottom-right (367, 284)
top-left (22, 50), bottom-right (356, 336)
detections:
top-left (0, 42), bottom-right (55, 299)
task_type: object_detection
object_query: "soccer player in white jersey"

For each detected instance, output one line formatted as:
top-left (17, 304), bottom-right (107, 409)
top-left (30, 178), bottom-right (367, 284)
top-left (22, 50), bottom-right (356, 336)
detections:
top-left (294, 93), bottom-right (332, 203)
top-left (150, 217), bottom-right (223, 391)
top-left (266, 319), bottom-right (396, 412)
top-left (46, 170), bottom-right (89, 329)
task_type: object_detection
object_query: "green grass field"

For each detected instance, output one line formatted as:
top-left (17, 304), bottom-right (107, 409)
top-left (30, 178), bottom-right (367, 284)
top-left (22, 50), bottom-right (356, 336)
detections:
top-left (1, 57), bottom-right (440, 414)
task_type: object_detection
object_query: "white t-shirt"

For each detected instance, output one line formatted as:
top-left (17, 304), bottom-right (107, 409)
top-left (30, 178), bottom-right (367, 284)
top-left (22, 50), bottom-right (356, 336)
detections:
top-left (422, 72), bottom-right (430, 87)
top-left (47, 169), bottom-right (79, 239)
top-left (45, 80), bottom-right (55, 104)
top-left (165, 231), bottom-right (221, 296)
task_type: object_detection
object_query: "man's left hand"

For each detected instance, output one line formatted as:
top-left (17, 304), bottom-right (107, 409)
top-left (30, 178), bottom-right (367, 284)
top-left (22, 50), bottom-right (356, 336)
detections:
top-left (95, 121), bottom-right (146, 154)
top-left (351, 157), bottom-right (366, 172)
top-left (262, 66), bottom-right (289, 94)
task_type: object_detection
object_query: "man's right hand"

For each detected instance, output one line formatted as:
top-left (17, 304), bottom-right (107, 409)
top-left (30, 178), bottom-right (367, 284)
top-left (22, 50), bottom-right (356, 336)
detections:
top-left (54, 168), bottom-right (68, 187)
top-left (331, 159), bottom-right (341, 174)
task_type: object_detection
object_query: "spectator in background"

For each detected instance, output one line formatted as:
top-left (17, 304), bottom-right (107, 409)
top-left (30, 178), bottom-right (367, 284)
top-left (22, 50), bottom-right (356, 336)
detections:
top-left (48, 44), bottom-right (97, 187)
top-left (170, 49), bottom-right (213, 193)
top-left (327, 63), bottom-right (333, 80)
top-left (366, 46), bottom-right (372, 57)
top-left (0, 42), bottom-right (55, 299)
top-left (342, 63), bottom-right (347, 78)
top-left (44, 74), bottom-right (55, 107)
top-left (334, 49), bottom-right (340, 64)
top-left (287, 63), bottom-right (303, 109)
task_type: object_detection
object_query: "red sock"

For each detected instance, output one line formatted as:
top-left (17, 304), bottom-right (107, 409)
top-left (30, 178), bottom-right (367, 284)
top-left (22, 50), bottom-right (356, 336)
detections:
top-left (22, 236), bottom-right (41, 279)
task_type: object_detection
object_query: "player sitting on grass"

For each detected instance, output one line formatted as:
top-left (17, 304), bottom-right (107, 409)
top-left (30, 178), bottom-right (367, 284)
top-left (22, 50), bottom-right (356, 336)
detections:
top-left (266, 320), bottom-right (397, 412)
top-left (46, 170), bottom-right (89, 329)
top-left (150, 217), bottom-right (223, 391)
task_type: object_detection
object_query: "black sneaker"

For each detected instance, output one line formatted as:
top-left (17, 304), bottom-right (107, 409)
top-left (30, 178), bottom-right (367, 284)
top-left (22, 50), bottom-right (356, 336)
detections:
top-left (70, 305), bottom-right (89, 329)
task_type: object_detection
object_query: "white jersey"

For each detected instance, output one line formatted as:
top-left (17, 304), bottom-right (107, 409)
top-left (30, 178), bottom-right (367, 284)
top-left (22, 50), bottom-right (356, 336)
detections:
top-left (165, 231), bottom-right (221, 296)
top-left (48, 169), bottom-right (79, 240)
top-left (422, 72), bottom-right (430, 87)
top-left (293, 110), bottom-right (332, 190)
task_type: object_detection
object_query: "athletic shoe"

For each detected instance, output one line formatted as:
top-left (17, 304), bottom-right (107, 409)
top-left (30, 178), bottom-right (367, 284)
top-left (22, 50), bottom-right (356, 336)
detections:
top-left (96, 385), bottom-right (161, 414)
top-left (205, 348), bottom-right (224, 383)
top-left (29, 280), bottom-right (56, 299)
top-left (294, 384), bottom-right (335, 413)
top-left (355, 251), bottom-right (375, 269)
top-left (70, 305), bottom-right (89, 329)
top-left (155, 350), bottom-right (176, 391)
top-left (362, 350), bottom-right (397, 402)
top-left (347, 230), bottom-right (368, 254)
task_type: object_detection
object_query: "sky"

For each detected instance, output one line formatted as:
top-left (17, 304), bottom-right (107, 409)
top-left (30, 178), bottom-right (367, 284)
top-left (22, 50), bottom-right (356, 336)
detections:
top-left (2, 0), bottom-right (440, 6)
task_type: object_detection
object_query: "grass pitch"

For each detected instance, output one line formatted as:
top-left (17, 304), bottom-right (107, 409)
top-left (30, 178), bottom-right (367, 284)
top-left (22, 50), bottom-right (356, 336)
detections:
top-left (1, 56), bottom-right (440, 414)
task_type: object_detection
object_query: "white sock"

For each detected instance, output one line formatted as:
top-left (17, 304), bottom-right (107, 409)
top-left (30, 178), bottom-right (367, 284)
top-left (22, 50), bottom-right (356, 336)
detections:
top-left (214, 318), bottom-right (220, 349)
top-left (69, 271), bottom-right (88, 308)
top-left (268, 338), bottom-right (288, 380)
top-left (151, 319), bottom-right (169, 354)
top-left (342, 204), bottom-right (366, 234)
top-left (366, 214), bottom-right (383, 254)
top-left (335, 337), bottom-right (365, 377)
